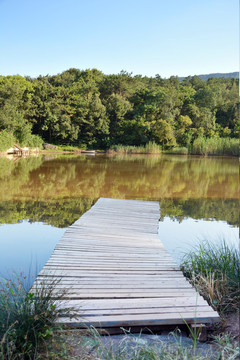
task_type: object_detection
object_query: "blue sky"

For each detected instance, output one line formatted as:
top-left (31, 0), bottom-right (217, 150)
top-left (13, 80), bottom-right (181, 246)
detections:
top-left (0, 0), bottom-right (238, 78)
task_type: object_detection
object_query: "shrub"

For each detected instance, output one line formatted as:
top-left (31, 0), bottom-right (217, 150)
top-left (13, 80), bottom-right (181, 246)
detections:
top-left (0, 130), bottom-right (16, 152)
top-left (22, 134), bottom-right (43, 149)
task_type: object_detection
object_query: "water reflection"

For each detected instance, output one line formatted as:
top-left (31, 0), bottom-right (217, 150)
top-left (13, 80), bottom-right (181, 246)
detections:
top-left (0, 154), bottom-right (238, 278)
top-left (0, 154), bottom-right (238, 201)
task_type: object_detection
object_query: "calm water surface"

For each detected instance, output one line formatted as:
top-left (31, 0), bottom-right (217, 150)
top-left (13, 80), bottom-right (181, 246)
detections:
top-left (0, 154), bottom-right (238, 280)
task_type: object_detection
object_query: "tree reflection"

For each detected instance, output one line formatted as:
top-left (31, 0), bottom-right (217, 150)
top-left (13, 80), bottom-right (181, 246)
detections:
top-left (0, 154), bottom-right (238, 227)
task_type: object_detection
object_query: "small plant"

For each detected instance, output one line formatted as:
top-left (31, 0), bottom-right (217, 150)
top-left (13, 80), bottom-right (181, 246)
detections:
top-left (212, 333), bottom-right (240, 359)
top-left (181, 239), bottom-right (240, 313)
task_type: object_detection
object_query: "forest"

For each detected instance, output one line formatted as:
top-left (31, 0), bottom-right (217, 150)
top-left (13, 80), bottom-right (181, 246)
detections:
top-left (0, 69), bottom-right (239, 151)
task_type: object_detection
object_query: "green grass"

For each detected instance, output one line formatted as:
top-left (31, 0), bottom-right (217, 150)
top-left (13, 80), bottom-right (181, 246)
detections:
top-left (163, 146), bottom-right (189, 155)
top-left (191, 137), bottom-right (239, 156)
top-left (181, 239), bottom-right (240, 313)
top-left (0, 274), bottom-right (71, 360)
top-left (56, 144), bottom-right (87, 152)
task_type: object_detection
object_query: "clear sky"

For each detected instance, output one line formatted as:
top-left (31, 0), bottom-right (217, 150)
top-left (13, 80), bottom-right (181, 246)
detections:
top-left (0, 0), bottom-right (238, 78)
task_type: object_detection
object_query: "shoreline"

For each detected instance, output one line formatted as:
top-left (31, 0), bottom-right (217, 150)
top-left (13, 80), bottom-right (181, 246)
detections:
top-left (0, 148), bottom-right (239, 159)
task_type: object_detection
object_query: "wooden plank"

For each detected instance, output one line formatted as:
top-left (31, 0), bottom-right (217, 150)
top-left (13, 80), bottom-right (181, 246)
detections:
top-left (59, 306), bottom-right (215, 316)
top-left (54, 296), bottom-right (209, 309)
top-left (57, 311), bottom-right (219, 327)
top-left (32, 198), bottom-right (220, 328)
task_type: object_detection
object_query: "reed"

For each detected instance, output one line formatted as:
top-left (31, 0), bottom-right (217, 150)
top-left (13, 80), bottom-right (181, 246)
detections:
top-left (110, 142), bottom-right (161, 154)
top-left (144, 141), bottom-right (161, 154)
top-left (164, 146), bottom-right (188, 155)
top-left (191, 137), bottom-right (239, 156)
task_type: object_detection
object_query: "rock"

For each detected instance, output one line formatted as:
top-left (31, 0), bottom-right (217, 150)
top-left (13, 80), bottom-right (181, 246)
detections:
top-left (43, 143), bottom-right (57, 150)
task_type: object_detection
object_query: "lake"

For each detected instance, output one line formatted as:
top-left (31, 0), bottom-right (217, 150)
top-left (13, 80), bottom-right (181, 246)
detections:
top-left (0, 154), bottom-right (238, 282)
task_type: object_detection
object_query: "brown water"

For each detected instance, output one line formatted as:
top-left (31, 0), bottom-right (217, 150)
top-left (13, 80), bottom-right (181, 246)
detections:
top-left (0, 154), bottom-right (238, 279)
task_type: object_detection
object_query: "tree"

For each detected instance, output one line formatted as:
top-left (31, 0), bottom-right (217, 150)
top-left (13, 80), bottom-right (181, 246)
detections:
top-left (151, 119), bottom-right (176, 148)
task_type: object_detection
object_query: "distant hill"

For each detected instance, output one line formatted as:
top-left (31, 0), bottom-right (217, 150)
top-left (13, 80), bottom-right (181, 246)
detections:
top-left (178, 72), bottom-right (238, 82)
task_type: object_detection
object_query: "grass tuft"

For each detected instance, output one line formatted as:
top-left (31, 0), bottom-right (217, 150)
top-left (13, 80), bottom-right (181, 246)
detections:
top-left (181, 239), bottom-right (240, 313)
top-left (0, 274), bottom-right (71, 360)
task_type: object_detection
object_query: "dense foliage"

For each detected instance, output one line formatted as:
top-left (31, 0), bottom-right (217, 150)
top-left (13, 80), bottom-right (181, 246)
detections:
top-left (0, 69), bottom-right (239, 150)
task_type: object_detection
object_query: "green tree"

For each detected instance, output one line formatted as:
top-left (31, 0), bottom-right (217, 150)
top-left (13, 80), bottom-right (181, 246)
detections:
top-left (151, 119), bottom-right (177, 147)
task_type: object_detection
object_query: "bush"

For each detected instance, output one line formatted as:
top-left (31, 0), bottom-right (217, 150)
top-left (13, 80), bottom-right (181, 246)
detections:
top-left (0, 130), bottom-right (16, 152)
top-left (23, 134), bottom-right (43, 149)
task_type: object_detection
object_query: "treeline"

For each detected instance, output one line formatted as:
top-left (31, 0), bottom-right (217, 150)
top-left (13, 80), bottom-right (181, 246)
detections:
top-left (0, 69), bottom-right (239, 150)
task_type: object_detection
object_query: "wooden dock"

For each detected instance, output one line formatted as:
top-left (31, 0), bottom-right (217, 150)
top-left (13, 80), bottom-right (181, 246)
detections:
top-left (34, 198), bottom-right (219, 329)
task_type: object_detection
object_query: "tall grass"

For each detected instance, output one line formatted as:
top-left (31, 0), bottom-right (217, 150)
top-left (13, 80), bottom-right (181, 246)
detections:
top-left (164, 146), bottom-right (189, 155)
top-left (181, 239), bottom-right (240, 313)
top-left (0, 275), bottom-right (70, 360)
top-left (110, 142), bottom-right (161, 154)
top-left (191, 137), bottom-right (239, 156)
top-left (145, 141), bottom-right (161, 154)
